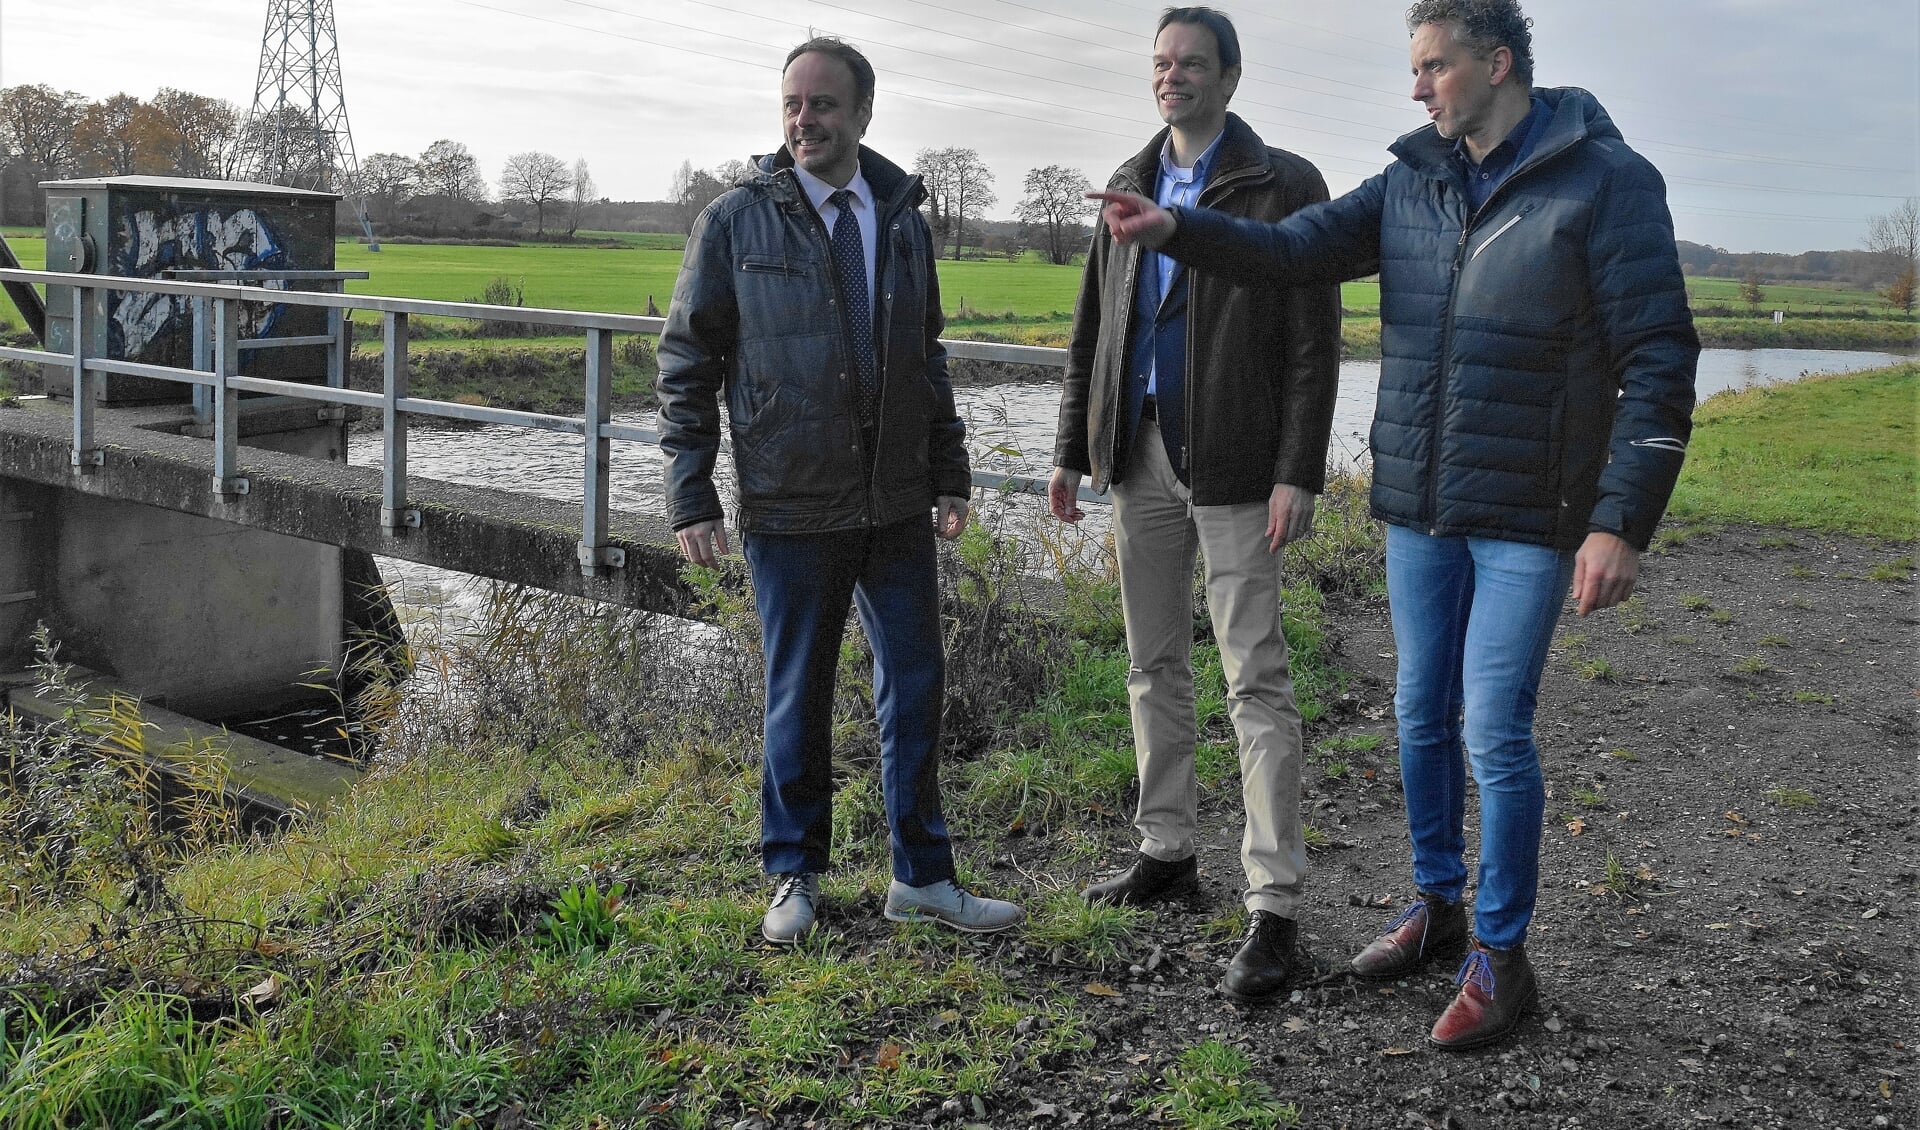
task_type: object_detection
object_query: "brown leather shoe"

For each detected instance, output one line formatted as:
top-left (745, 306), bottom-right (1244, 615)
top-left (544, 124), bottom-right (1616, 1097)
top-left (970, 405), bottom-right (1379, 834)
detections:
top-left (1350, 891), bottom-right (1468, 979)
top-left (1081, 851), bottom-right (1198, 906)
top-left (1429, 940), bottom-right (1537, 1051)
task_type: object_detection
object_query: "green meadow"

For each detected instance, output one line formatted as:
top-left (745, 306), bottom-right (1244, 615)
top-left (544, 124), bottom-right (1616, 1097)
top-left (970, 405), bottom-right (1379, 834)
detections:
top-left (0, 231), bottom-right (1912, 355)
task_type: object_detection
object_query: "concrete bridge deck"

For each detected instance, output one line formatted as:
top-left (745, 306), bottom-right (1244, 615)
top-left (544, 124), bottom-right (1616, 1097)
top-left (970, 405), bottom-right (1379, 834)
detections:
top-left (0, 397), bottom-right (695, 616)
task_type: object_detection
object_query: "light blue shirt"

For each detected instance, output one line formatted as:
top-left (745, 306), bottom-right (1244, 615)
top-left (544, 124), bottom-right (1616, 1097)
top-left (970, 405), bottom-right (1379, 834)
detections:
top-left (1147, 130), bottom-right (1223, 396)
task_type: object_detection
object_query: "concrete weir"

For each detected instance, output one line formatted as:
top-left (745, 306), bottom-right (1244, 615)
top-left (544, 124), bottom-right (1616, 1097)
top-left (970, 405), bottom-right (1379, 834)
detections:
top-left (0, 397), bottom-right (694, 662)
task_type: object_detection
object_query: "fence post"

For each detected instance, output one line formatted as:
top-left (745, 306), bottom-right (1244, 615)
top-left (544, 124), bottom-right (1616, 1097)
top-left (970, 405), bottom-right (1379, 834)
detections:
top-left (380, 312), bottom-right (418, 530)
top-left (577, 327), bottom-right (622, 576)
top-left (212, 297), bottom-right (247, 497)
top-left (69, 286), bottom-right (101, 473)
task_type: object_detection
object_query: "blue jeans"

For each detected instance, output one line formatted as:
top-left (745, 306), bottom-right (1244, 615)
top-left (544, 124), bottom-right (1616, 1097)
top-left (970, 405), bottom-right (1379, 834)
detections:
top-left (1385, 524), bottom-right (1575, 950)
top-left (744, 516), bottom-right (955, 888)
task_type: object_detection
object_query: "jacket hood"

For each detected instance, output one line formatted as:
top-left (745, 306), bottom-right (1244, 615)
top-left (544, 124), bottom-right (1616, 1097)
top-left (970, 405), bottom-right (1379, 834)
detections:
top-left (1390, 86), bottom-right (1622, 177)
top-left (1110, 112), bottom-right (1273, 193)
top-left (753, 144), bottom-right (925, 212)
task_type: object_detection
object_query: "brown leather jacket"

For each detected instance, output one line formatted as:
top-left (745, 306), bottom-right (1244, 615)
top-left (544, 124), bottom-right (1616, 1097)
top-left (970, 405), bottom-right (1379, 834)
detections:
top-left (1054, 113), bottom-right (1341, 503)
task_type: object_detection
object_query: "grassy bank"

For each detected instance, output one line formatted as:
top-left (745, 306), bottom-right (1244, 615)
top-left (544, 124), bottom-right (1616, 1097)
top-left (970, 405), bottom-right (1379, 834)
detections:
top-left (0, 479), bottom-right (1378, 1126)
top-left (1666, 361), bottom-right (1917, 540)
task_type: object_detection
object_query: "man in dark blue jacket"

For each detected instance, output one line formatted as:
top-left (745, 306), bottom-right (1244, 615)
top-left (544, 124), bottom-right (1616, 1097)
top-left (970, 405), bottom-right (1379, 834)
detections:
top-left (656, 37), bottom-right (1022, 945)
top-left (1093, 0), bottom-right (1698, 1049)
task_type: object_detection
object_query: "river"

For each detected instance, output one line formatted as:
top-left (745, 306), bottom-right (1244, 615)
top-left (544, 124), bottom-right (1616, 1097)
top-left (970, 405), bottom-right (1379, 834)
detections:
top-left (351, 347), bottom-right (1910, 622)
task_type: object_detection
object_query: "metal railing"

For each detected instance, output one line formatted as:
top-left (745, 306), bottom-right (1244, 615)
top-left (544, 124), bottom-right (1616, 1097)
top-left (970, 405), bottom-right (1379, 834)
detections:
top-left (0, 267), bottom-right (1086, 578)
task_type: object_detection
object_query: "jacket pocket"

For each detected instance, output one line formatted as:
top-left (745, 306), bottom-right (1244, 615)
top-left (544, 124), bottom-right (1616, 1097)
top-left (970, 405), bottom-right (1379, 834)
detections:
top-left (739, 255), bottom-right (810, 277)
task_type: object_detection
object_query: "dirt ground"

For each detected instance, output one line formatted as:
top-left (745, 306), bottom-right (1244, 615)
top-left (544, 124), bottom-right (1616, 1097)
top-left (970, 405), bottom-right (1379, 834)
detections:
top-left (969, 524), bottom-right (1916, 1129)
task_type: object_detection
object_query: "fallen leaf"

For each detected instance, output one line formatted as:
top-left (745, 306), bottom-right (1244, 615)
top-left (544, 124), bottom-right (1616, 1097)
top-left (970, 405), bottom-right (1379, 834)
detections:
top-left (932, 1009), bottom-right (963, 1028)
top-left (1126, 1053), bottom-right (1151, 1065)
top-left (1636, 864), bottom-right (1659, 881)
top-left (1863, 907), bottom-right (1882, 920)
top-left (1706, 922), bottom-right (1732, 930)
top-left (876, 1043), bottom-right (902, 1071)
top-left (1882, 1080), bottom-right (1894, 1099)
top-left (1008, 815), bottom-right (1027, 835)
top-left (1084, 982), bottom-right (1122, 997)
top-left (1361, 769), bottom-right (1377, 779)
top-left (1724, 810), bottom-right (1747, 824)
top-left (240, 974), bottom-right (282, 1007)
top-left (1566, 817), bottom-right (1587, 836)
top-left (1283, 1017), bottom-right (1311, 1033)
top-left (1382, 1046), bottom-right (1415, 1056)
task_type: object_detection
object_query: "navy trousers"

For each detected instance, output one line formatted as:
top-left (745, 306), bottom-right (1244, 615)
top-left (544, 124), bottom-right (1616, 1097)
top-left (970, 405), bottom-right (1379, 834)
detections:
top-left (744, 515), bottom-right (956, 887)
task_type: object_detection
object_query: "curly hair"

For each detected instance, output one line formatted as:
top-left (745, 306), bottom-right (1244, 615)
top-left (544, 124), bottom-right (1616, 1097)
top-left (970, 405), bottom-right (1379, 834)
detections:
top-left (1406, 0), bottom-right (1534, 87)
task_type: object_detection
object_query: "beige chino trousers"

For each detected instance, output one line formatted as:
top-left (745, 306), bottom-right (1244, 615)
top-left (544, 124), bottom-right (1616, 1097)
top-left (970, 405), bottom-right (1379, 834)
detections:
top-left (1110, 417), bottom-right (1307, 917)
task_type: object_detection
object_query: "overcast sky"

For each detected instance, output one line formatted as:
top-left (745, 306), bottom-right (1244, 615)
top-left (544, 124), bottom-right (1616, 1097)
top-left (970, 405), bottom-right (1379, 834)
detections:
top-left (3, 0), bottom-right (1915, 253)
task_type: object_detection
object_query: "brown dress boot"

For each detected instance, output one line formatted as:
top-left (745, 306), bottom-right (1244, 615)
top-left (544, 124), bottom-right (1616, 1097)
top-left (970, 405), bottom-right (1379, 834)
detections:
top-left (1349, 891), bottom-right (1468, 978)
top-left (1429, 940), bottom-right (1537, 1051)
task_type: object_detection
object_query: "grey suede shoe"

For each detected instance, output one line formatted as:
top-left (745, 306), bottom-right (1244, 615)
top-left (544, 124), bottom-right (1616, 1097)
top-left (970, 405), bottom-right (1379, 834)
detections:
top-left (761, 872), bottom-right (820, 945)
top-left (883, 878), bottom-right (1024, 934)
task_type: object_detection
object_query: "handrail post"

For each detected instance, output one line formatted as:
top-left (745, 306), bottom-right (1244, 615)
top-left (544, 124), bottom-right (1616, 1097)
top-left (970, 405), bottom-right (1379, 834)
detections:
top-left (212, 297), bottom-right (247, 497)
top-left (380, 312), bottom-right (418, 531)
top-left (191, 295), bottom-right (213, 426)
top-left (69, 285), bottom-right (102, 473)
top-left (577, 327), bottom-right (622, 577)
top-left (326, 306), bottom-right (346, 390)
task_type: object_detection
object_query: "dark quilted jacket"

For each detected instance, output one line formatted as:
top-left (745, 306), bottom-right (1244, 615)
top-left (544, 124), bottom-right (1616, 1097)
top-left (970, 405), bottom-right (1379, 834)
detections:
top-left (1163, 87), bottom-right (1699, 551)
top-left (656, 146), bottom-right (970, 535)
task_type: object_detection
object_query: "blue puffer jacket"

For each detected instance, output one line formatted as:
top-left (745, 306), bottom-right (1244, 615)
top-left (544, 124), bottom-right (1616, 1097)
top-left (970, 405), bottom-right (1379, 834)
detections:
top-left (656, 146), bottom-right (970, 535)
top-left (1164, 87), bottom-right (1698, 551)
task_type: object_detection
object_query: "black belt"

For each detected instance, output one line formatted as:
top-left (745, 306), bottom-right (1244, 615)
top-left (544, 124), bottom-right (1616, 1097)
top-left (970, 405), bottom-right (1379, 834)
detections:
top-left (1141, 394), bottom-right (1157, 421)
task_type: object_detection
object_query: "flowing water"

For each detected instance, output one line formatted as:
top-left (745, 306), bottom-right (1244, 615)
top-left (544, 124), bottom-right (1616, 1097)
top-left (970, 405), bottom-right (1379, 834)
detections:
top-left (351, 348), bottom-right (1911, 625)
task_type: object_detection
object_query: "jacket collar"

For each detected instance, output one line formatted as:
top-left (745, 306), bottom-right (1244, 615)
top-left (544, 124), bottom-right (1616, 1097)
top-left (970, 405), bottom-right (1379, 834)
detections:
top-left (755, 144), bottom-right (925, 215)
top-left (1390, 86), bottom-right (1621, 184)
top-left (1110, 112), bottom-right (1272, 196)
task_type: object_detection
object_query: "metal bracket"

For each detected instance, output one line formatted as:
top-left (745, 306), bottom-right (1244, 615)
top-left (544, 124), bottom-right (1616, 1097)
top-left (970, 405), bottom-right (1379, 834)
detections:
top-left (70, 448), bottom-right (104, 469)
top-left (381, 507), bottom-right (422, 530)
top-left (213, 476), bottom-right (251, 498)
top-left (577, 543), bottom-right (627, 575)
top-left (316, 406), bottom-right (347, 423)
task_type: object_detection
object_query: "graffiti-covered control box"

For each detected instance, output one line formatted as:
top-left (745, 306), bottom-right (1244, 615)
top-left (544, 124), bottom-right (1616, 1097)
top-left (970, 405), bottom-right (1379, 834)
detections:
top-left (41, 176), bottom-right (341, 404)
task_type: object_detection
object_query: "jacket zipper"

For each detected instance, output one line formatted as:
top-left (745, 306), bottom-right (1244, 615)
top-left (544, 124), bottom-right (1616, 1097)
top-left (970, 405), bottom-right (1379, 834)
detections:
top-left (1176, 165), bottom-right (1263, 482)
top-left (1424, 130), bottom-right (1580, 534)
top-left (1469, 208), bottom-right (1529, 260)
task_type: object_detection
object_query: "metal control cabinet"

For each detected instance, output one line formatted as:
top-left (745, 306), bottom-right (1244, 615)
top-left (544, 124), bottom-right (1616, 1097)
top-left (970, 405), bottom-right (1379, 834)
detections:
top-left (41, 176), bottom-right (341, 403)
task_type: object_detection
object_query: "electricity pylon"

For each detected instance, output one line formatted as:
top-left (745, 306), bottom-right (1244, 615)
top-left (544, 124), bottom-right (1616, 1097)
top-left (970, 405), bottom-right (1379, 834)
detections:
top-left (236, 0), bottom-right (380, 250)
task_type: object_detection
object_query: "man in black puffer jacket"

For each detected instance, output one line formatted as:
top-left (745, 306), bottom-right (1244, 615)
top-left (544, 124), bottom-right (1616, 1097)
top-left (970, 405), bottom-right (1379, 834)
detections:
top-left (1094, 0), bottom-right (1698, 1050)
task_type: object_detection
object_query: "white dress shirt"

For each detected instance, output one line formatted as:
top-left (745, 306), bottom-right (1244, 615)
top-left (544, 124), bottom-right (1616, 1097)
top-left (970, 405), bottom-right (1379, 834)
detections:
top-left (793, 163), bottom-right (879, 311)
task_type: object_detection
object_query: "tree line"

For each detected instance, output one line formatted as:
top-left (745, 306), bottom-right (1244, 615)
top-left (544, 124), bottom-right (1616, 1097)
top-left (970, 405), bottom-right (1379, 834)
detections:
top-left (667, 148), bottom-right (1099, 265)
top-left (0, 84), bottom-right (598, 239)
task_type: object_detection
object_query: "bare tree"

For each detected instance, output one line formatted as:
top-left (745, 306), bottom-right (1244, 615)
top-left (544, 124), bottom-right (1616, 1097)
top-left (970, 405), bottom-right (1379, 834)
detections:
top-left (1015, 164), bottom-right (1094, 265)
top-left (568, 158), bottom-right (596, 236)
top-left (715, 158), bottom-right (757, 186)
top-left (1866, 197), bottom-right (1920, 313)
top-left (913, 147), bottom-right (995, 260)
top-left (149, 88), bottom-right (242, 179)
top-left (669, 159), bottom-right (729, 234)
top-left (0, 84), bottom-right (87, 178)
top-left (416, 139), bottom-right (487, 234)
top-left (499, 150), bottom-right (571, 234)
top-left (360, 152), bottom-right (417, 224)
top-left (913, 147), bottom-right (954, 252)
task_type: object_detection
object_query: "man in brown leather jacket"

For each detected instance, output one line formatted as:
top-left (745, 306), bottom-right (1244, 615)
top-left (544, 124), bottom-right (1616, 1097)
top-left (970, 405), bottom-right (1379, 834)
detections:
top-left (1049, 5), bottom-right (1341, 1003)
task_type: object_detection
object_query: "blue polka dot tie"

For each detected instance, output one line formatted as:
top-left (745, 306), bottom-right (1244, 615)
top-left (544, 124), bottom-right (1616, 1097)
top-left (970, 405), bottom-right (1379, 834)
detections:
top-left (828, 189), bottom-right (877, 425)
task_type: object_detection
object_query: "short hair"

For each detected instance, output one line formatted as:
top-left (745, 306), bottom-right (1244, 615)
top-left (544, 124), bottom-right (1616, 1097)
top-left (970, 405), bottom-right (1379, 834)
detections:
top-left (1406, 0), bottom-right (1535, 87)
top-left (783, 37), bottom-right (875, 106)
top-left (1155, 7), bottom-right (1242, 71)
